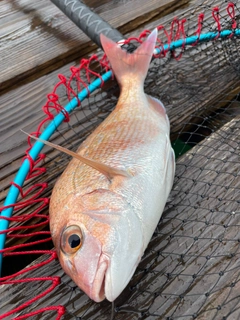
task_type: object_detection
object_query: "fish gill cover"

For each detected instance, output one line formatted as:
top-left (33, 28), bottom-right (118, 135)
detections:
top-left (0, 0), bottom-right (240, 319)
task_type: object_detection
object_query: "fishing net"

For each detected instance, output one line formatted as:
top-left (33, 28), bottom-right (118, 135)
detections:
top-left (1, 0), bottom-right (240, 319)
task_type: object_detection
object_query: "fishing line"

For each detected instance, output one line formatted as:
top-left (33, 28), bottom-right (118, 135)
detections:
top-left (110, 301), bottom-right (115, 320)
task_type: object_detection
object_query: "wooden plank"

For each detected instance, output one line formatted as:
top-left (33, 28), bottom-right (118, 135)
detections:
top-left (1, 0), bottom-right (240, 247)
top-left (0, 0), bottom-right (194, 216)
top-left (0, 0), bottom-right (196, 199)
top-left (1, 1), bottom-right (239, 319)
top-left (123, 0), bottom-right (240, 140)
top-left (1, 0), bottom-right (239, 191)
top-left (1, 116), bottom-right (240, 319)
top-left (0, 0), bottom-right (189, 94)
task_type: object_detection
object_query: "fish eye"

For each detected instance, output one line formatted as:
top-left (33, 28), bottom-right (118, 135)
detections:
top-left (60, 225), bottom-right (83, 255)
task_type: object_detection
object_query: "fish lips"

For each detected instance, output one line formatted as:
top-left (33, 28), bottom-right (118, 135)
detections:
top-left (67, 231), bottom-right (109, 303)
top-left (90, 253), bottom-right (109, 302)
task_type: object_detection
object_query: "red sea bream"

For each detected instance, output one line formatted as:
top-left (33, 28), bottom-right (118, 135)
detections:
top-left (40, 28), bottom-right (175, 302)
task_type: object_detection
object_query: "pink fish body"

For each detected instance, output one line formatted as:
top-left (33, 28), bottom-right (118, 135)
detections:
top-left (49, 29), bottom-right (175, 302)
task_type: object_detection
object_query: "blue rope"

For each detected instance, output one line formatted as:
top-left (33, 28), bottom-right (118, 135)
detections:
top-left (1, 29), bottom-right (240, 274)
top-left (161, 29), bottom-right (240, 53)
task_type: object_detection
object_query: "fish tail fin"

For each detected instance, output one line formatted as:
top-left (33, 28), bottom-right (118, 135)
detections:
top-left (100, 28), bottom-right (157, 86)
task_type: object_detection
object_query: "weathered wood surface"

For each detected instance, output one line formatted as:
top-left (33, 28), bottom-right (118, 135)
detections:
top-left (1, 115), bottom-right (240, 319)
top-left (0, 0), bottom-right (195, 249)
top-left (1, 0), bottom-right (240, 318)
top-left (0, 0), bottom-right (239, 254)
top-left (0, 0), bottom-right (195, 259)
top-left (0, 0), bottom-right (191, 200)
top-left (0, 0), bottom-right (189, 94)
top-left (1, 0), bottom-right (239, 201)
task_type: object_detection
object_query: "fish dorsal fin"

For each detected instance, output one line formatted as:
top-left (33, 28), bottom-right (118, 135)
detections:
top-left (21, 131), bottom-right (131, 180)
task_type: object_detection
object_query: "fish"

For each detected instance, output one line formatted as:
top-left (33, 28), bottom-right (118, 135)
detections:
top-left (27, 28), bottom-right (175, 302)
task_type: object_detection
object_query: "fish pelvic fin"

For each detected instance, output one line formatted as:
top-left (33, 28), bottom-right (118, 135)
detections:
top-left (21, 130), bottom-right (132, 180)
top-left (100, 28), bottom-right (158, 86)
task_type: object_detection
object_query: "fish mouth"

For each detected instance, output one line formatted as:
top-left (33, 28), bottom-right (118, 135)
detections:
top-left (90, 254), bottom-right (109, 302)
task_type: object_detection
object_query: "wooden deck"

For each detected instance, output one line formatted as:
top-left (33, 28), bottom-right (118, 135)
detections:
top-left (0, 0), bottom-right (189, 202)
top-left (1, 0), bottom-right (240, 319)
top-left (2, 117), bottom-right (240, 320)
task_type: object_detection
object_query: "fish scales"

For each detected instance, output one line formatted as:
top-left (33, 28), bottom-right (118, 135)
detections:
top-left (53, 99), bottom-right (166, 198)
top-left (37, 28), bottom-right (175, 302)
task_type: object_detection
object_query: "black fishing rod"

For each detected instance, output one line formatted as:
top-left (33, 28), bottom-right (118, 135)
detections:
top-left (50, 0), bottom-right (125, 48)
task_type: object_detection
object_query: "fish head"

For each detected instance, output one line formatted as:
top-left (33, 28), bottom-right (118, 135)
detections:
top-left (50, 189), bottom-right (143, 302)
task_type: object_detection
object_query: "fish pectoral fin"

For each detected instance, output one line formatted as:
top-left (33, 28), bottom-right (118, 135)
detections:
top-left (21, 130), bottom-right (131, 180)
top-left (84, 159), bottom-right (131, 180)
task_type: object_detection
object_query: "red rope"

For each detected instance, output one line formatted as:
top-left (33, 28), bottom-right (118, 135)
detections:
top-left (0, 251), bottom-right (57, 280)
top-left (212, 7), bottom-right (221, 39)
top-left (1, 237), bottom-right (52, 254)
top-left (227, 2), bottom-right (237, 37)
top-left (170, 17), bottom-right (187, 60)
top-left (13, 306), bottom-right (66, 320)
top-left (0, 251), bottom-right (61, 318)
top-left (0, 276), bottom-right (61, 319)
top-left (192, 13), bottom-right (205, 46)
